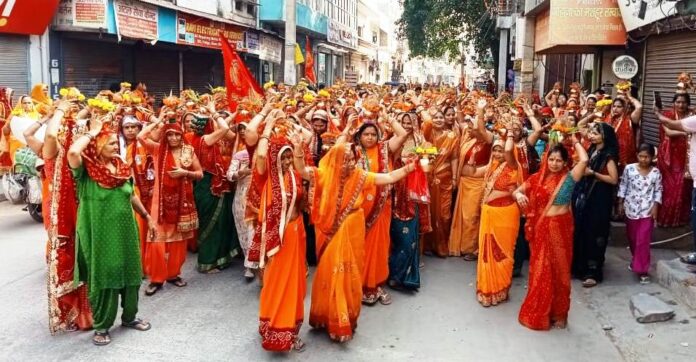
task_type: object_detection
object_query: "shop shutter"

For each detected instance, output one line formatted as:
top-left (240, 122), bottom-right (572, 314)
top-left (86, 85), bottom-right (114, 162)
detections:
top-left (134, 47), bottom-right (180, 101)
top-left (0, 35), bottom-right (30, 102)
top-left (183, 51), bottom-right (223, 94)
top-left (62, 38), bottom-right (125, 97)
top-left (641, 32), bottom-right (696, 146)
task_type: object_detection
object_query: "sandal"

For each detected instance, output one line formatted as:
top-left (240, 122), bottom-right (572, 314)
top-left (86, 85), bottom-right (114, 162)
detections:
top-left (463, 253), bottom-right (478, 261)
top-left (92, 330), bottom-right (111, 346)
top-left (680, 252), bottom-right (696, 265)
top-left (292, 337), bottom-right (306, 352)
top-left (167, 277), bottom-right (187, 287)
top-left (144, 283), bottom-right (162, 296)
top-left (378, 288), bottom-right (392, 305)
top-left (122, 318), bottom-right (151, 331)
top-left (582, 278), bottom-right (598, 288)
top-left (362, 293), bottom-right (378, 305)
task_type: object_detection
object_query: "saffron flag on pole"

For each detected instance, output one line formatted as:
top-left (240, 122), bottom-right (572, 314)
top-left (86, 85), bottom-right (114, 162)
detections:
top-left (304, 36), bottom-right (317, 84)
top-left (294, 43), bottom-right (304, 65)
top-left (220, 32), bottom-right (263, 111)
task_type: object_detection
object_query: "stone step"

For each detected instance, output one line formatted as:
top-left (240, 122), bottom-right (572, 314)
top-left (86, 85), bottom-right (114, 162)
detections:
top-left (656, 258), bottom-right (696, 311)
top-left (629, 292), bottom-right (676, 323)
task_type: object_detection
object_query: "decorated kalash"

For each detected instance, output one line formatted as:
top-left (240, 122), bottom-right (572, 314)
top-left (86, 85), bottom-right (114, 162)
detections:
top-left (7, 38), bottom-right (695, 351)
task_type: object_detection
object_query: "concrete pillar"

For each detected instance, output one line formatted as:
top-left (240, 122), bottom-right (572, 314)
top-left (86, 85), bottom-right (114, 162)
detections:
top-left (497, 29), bottom-right (508, 94)
top-left (283, 0), bottom-right (297, 85)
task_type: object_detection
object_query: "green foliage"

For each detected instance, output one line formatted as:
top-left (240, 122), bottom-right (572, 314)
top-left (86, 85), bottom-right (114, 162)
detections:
top-left (397, 0), bottom-right (498, 68)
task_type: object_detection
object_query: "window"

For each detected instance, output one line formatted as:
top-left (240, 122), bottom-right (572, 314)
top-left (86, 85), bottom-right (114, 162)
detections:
top-left (235, 0), bottom-right (243, 11)
top-left (246, 3), bottom-right (255, 15)
top-left (357, 26), bottom-right (363, 37)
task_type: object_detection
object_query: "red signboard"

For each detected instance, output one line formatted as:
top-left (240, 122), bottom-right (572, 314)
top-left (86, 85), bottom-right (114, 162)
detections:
top-left (176, 12), bottom-right (244, 50)
top-left (73, 0), bottom-right (107, 28)
top-left (0, 0), bottom-right (60, 35)
top-left (114, 0), bottom-right (158, 42)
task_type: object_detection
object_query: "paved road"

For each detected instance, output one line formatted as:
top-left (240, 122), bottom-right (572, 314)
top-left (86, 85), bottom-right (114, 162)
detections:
top-left (0, 202), bottom-right (692, 361)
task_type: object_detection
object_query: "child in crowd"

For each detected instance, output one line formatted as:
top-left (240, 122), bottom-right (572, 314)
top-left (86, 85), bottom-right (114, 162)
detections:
top-left (618, 144), bottom-right (663, 284)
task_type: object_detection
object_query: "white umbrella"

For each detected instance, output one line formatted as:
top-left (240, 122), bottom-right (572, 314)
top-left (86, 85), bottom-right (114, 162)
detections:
top-left (10, 116), bottom-right (46, 145)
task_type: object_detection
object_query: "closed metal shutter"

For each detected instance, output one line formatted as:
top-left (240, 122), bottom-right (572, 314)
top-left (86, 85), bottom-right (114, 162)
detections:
top-left (641, 32), bottom-right (696, 146)
top-left (0, 34), bottom-right (30, 102)
top-left (62, 38), bottom-right (125, 97)
top-left (134, 48), bottom-right (180, 100)
top-left (183, 52), bottom-right (223, 94)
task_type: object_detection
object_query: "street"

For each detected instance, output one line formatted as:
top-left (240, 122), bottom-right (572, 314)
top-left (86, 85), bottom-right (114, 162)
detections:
top-left (0, 202), bottom-right (693, 362)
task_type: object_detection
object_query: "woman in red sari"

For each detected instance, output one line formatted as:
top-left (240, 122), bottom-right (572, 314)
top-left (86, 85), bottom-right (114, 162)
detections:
top-left (606, 96), bottom-right (641, 169)
top-left (43, 97), bottom-right (93, 334)
top-left (514, 141), bottom-right (588, 330)
top-left (250, 117), bottom-right (307, 352)
top-left (656, 93), bottom-right (692, 227)
top-left (421, 109), bottom-right (459, 258)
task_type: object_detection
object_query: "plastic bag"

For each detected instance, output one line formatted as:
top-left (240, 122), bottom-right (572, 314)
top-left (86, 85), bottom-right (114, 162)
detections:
top-left (406, 162), bottom-right (430, 204)
top-left (2, 173), bottom-right (24, 204)
top-left (26, 176), bottom-right (42, 204)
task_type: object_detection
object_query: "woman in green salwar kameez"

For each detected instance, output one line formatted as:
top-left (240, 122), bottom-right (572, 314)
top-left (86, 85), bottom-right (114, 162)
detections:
top-left (68, 115), bottom-right (155, 346)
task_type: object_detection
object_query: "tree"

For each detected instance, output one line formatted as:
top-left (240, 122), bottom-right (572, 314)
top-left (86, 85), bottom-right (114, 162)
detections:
top-left (397, 0), bottom-right (499, 70)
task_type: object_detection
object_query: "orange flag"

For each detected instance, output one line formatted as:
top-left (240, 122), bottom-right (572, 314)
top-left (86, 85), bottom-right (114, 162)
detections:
top-left (220, 32), bottom-right (263, 111)
top-left (305, 36), bottom-right (317, 84)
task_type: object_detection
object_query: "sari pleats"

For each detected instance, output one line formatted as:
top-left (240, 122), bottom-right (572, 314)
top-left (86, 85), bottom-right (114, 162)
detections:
top-left (476, 203), bottom-right (519, 305)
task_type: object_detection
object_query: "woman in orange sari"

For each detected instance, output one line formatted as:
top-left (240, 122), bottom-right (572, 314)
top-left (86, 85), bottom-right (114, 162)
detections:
top-left (251, 118), bottom-right (307, 352)
top-left (514, 141), bottom-right (588, 330)
top-left (421, 109), bottom-right (459, 258)
top-left (449, 112), bottom-right (490, 258)
top-left (138, 119), bottom-right (203, 296)
top-left (464, 133), bottom-right (521, 307)
top-left (292, 139), bottom-right (415, 343)
top-left (352, 118), bottom-right (407, 305)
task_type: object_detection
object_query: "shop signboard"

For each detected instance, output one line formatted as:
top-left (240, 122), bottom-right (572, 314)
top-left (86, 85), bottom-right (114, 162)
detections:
top-left (345, 70), bottom-right (358, 87)
top-left (612, 55), bottom-right (639, 80)
top-left (0, 0), bottom-right (60, 35)
top-left (73, 0), bottom-right (107, 29)
top-left (176, 11), bottom-right (244, 50)
top-left (245, 31), bottom-right (283, 64)
top-left (327, 20), bottom-right (357, 50)
top-left (114, 0), bottom-right (158, 42)
top-left (55, 0), bottom-right (74, 27)
top-left (617, 0), bottom-right (678, 31)
top-left (535, 0), bottom-right (626, 53)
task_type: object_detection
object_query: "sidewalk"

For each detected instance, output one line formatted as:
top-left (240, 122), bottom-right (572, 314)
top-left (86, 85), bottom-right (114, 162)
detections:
top-left (578, 246), bottom-right (695, 362)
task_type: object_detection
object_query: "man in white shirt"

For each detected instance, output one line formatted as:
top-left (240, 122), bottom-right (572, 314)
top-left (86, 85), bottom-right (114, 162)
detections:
top-left (659, 110), bottom-right (696, 265)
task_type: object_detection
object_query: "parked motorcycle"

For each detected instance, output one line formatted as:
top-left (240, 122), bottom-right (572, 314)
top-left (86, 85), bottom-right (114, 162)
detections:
top-left (1, 147), bottom-right (42, 223)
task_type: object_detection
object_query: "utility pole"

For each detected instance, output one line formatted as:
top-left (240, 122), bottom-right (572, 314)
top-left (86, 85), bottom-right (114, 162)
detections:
top-left (284, 0), bottom-right (297, 85)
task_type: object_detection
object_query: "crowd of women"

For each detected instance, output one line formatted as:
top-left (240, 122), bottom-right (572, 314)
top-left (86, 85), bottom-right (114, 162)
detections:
top-left (0, 72), bottom-right (695, 351)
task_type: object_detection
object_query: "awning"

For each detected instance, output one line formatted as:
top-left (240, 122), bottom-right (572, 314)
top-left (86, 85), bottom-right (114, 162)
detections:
top-left (0, 0), bottom-right (60, 35)
top-left (316, 43), bottom-right (349, 54)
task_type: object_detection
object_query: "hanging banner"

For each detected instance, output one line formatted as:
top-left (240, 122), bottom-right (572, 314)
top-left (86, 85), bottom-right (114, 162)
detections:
top-left (259, 34), bottom-right (282, 64)
top-left (618, 0), bottom-right (678, 32)
top-left (0, 0), bottom-right (60, 35)
top-left (73, 0), bottom-right (107, 29)
top-left (114, 0), bottom-right (158, 42)
top-left (176, 12), bottom-right (244, 49)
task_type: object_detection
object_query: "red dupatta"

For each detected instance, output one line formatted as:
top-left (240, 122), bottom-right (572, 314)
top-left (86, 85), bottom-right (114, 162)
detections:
top-left (81, 129), bottom-right (131, 189)
top-left (157, 123), bottom-right (198, 231)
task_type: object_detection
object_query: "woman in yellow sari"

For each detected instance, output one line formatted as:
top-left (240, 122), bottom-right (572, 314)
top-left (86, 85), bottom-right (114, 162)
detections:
top-left (421, 108), bottom-right (459, 257)
top-left (449, 112), bottom-right (490, 258)
top-left (464, 131), bottom-right (521, 307)
top-left (291, 138), bottom-right (415, 343)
